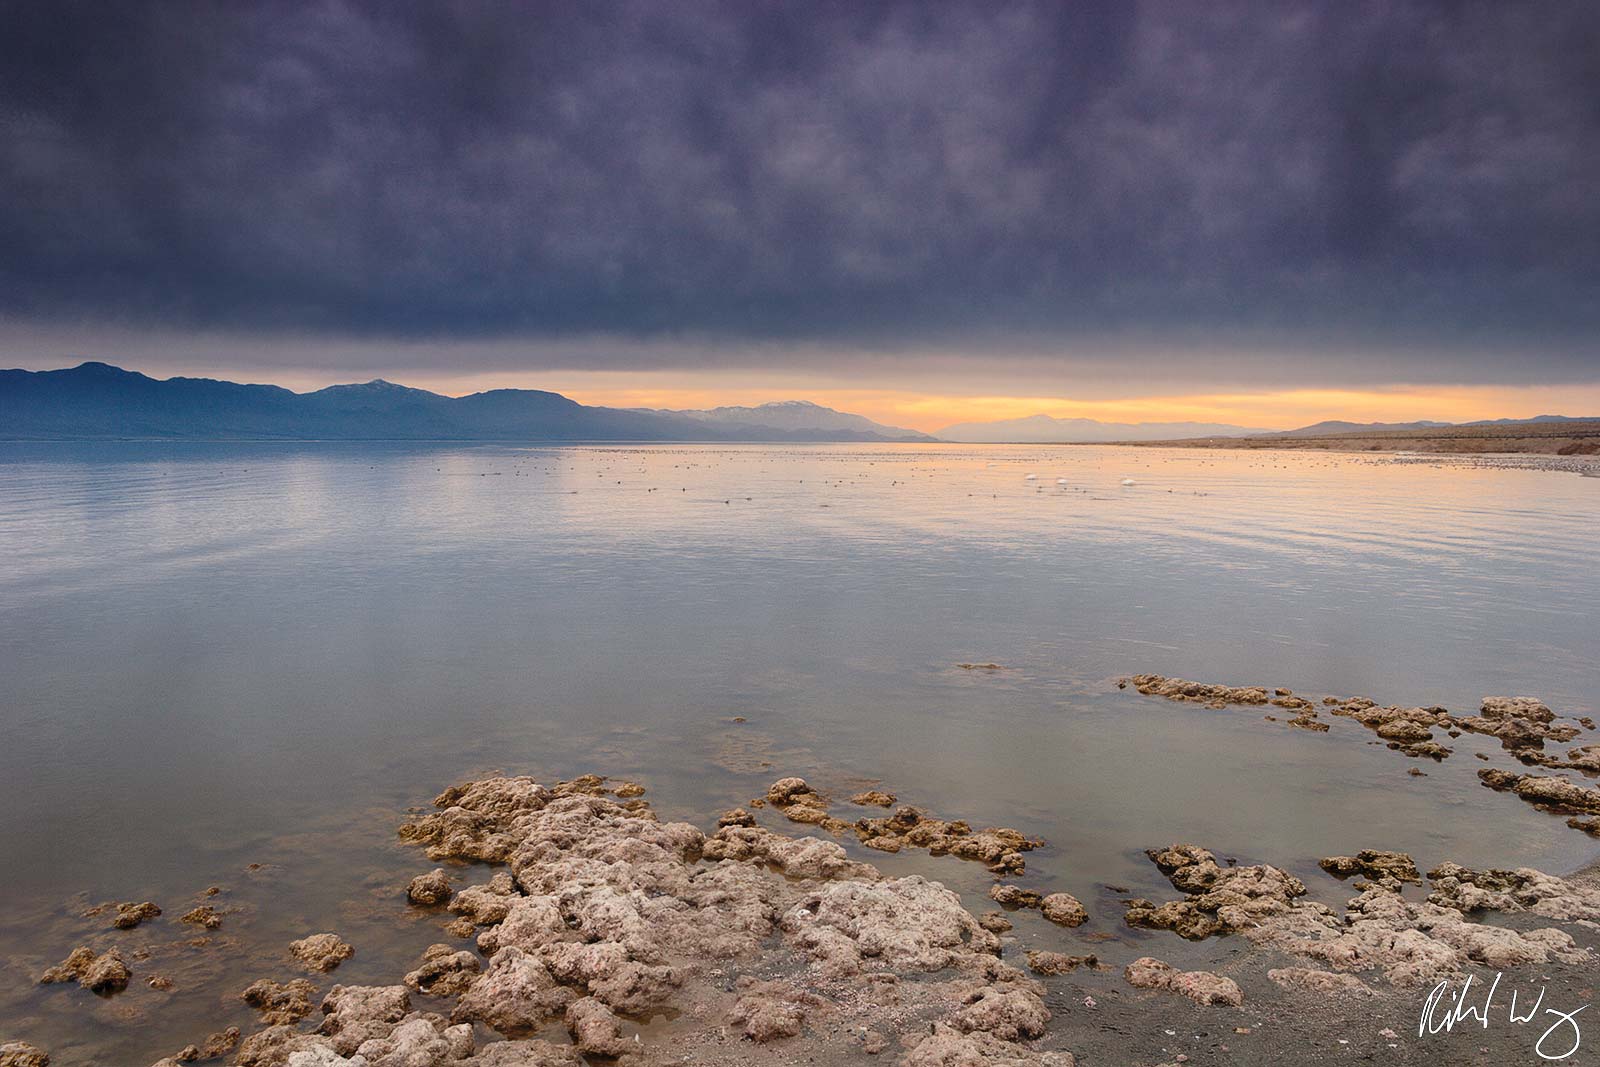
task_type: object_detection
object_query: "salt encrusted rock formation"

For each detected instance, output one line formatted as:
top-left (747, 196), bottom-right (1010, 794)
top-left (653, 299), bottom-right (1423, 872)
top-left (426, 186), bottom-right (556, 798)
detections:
top-left (1124, 957), bottom-right (1243, 1007)
top-left (243, 773), bottom-right (1075, 1066)
top-left (404, 945), bottom-right (481, 998)
top-left (111, 901), bottom-right (162, 929)
top-left (1425, 862), bottom-right (1600, 921)
top-left (242, 978), bottom-right (319, 1024)
top-left (1123, 844), bottom-right (1306, 941)
top-left (1317, 850), bottom-right (1421, 886)
top-left (38, 946), bottom-right (130, 993)
top-left (1266, 967), bottom-right (1374, 995)
top-left (1122, 676), bottom-right (1592, 765)
top-left (407, 869), bottom-right (453, 906)
top-left (1025, 951), bottom-right (1098, 976)
top-left (1040, 893), bottom-right (1089, 927)
top-left (0, 1042), bottom-right (49, 1067)
top-left (1124, 841), bottom-right (1591, 989)
top-left (290, 933), bottom-right (354, 973)
top-left (1478, 769), bottom-right (1600, 813)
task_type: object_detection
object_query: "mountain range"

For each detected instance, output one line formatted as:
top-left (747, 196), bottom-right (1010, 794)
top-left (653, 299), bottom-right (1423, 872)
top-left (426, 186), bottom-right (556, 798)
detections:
top-left (2, 363), bottom-right (1589, 444)
top-left (0, 363), bottom-right (931, 442)
top-left (935, 413), bottom-right (1270, 442)
top-left (634, 400), bottom-right (929, 441)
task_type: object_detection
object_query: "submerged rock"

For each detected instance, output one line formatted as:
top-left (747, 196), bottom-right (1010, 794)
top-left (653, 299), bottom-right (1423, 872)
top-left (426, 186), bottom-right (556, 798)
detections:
top-left (1025, 951), bottom-right (1097, 976)
top-left (242, 978), bottom-right (319, 1024)
top-left (1478, 769), bottom-right (1600, 814)
top-left (407, 869), bottom-right (453, 906)
top-left (1317, 850), bottom-right (1421, 885)
top-left (988, 885), bottom-right (1043, 909)
top-left (291, 933), bottom-right (355, 973)
top-left (38, 946), bottom-right (130, 994)
top-left (179, 905), bottom-right (222, 929)
top-left (765, 777), bottom-right (814, 805)
top-left (1039, 893), bottom-right (1088, 927)
top-left (1124, 844), bottom-right (1305, 939)
top-left (1124, 675), bottom-right (1268, 705)
top-left (111, 901), bottom-right (162, 929)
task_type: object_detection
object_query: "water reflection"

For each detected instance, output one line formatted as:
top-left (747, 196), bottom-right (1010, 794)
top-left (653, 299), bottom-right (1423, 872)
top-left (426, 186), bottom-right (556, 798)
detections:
top-left (0, 441), bottom-right (1596, 1063)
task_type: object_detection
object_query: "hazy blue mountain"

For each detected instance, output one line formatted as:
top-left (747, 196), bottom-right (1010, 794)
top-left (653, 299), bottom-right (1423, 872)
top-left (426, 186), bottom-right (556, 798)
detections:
top-left (639, 400), bottom-right (933, 441)
top-left (935, 413), bottom-right (1269, 443)
top-left (0, 363), bottom-right (925, 442)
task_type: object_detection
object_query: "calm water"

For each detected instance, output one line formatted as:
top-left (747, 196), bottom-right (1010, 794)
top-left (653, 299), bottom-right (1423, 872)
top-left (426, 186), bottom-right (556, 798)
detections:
top-left (1, 441), bottom-right (1598, 1063)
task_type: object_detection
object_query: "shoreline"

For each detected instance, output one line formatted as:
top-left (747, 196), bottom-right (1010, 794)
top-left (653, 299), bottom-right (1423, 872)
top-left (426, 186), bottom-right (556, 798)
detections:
top-left (13, 675), bottom-right (1600, 1067)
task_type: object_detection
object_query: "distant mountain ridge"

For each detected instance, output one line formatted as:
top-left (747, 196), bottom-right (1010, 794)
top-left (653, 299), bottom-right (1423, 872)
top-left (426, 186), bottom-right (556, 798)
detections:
top-left (0, 363), bottom-right (924, 443)
top-left (636, 400), bottom-right (931, 441)
top-left (936, 413), bottom-right (1270, 443)
top-left (1270, 419), bottom-right (1452, 436)
top-left (1271, 415), bottom-right (1589, 437)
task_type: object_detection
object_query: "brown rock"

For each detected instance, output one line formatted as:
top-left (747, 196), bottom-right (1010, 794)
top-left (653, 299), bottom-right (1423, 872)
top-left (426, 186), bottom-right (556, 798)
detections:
top-left (289, 932), bottom-right (354, 973)
top-left (1026, 950), bottom-right (1098, 975)
top-left (1125, 956), bottom-right (1243, 1007)
top-left (765, 777), bottom-right (813, 805)
top-left (111, 902), bottom-right (161, 929)
top-left (0, 1043), bottom-right (49, 1067)
top-left (988, 884), bottom-right (1043, 909)
top-left (406, 868), bottom-right (453, 906)
top-left (1040, 892), bottom-right (1089, 927)
top-left (241, 978), bottom-right (318, 1024)
top-left (39, 947), bottom-right (130, 994)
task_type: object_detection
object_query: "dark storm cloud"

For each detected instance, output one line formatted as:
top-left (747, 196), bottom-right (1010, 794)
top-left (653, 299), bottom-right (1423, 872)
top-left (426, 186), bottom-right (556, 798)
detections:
top-left (1, 0), bottom-right (1597, 379)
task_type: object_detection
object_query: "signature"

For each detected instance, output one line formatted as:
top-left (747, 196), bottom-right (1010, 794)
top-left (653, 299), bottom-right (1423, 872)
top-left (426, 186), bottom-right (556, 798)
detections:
top-left (1420, 971), bottom-right (1587, 1061)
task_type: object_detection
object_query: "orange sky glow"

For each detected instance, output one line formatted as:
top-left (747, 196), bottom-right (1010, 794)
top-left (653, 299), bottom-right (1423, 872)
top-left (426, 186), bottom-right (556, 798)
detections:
top-left (359, 371), bottom-right (1600, 434)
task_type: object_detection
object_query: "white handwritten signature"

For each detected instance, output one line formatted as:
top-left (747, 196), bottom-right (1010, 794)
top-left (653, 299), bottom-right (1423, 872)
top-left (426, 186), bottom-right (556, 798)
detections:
top-left (1420, 971), bottom-right (1587, 1060)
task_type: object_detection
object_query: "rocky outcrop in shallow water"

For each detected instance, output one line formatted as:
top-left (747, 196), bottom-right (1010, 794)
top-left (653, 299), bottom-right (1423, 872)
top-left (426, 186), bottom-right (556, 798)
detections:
top-left (1122, 676), bottom-right (1593, 766)
top-left (1425, 862), bottom-right (1600, 921)
top-left (1317, 850), bottom-right (1421, 887)
top-left (1477, 769), bottom-right (1600, 813)
top-left (1123, 844), bottom-right (1306, 941)
top-left (242, 978), bottom-right (318, 1024)
top-left (226, 773), bottom-right (1075, 1066)
top-left (290, 934), bottom-right (354, 973)
top-left (38, 946), bottom-right (130, 994)
top-left (1126, 841), bottom-right (1592, 989)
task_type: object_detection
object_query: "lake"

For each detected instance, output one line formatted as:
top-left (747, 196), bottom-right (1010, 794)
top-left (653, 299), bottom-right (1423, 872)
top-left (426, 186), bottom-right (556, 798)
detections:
top-left (1, 441), bottom-right (1597, 1064)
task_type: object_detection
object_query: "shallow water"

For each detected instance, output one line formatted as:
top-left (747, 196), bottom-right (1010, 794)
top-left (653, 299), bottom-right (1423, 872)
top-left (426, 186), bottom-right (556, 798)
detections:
top-left (1, 441), bottom-right (1597, 1063)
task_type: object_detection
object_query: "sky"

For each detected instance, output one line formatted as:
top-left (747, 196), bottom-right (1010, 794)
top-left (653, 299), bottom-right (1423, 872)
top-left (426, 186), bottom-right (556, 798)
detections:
top-left (2, 0), bottom-right (1597, 431)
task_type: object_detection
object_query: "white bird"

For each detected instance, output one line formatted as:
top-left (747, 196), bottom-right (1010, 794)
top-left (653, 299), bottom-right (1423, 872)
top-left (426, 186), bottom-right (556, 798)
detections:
top-left (1121, 478), bottom-right (1137, 486)
top-left (1024, 473), bottom-right (1037, 480)
top-left (1056, 478), bottom-right (1069, 486)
